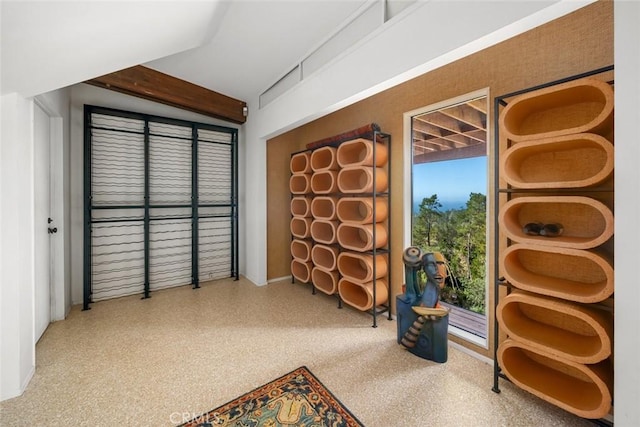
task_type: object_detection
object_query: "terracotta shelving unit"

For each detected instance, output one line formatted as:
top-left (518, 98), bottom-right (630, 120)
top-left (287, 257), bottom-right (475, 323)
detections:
top-left (310, 196), bottom-right (339, 220)
top-left (497, 290), bottom-right (613, 364)
top-left (290, 196), bottom-right (312, 218)
top-left (497, 339), bottom-right (613, 420)
top-left (493, 67), bottom-right (615, 423)
top-left (289, 130), bottom-right (392, 327)
top-left (290, 239), bottom-right (313, 263)
top-left (501, 244), bottom-right (614, 303)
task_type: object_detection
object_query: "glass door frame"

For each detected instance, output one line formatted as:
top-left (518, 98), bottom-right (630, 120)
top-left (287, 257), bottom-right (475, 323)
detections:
top-left (402, 87), bottom-right (491, 349)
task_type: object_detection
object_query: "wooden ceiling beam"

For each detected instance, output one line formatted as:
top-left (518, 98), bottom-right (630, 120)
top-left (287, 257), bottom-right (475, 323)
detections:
top-left (466, 98), bottom-right (488, 114)
top-left (440, 104), bottom-right (485, 130)
top-left (463, 128), bottom-right (487, 143)
top-left (85, 65), bottom-right (247, 124)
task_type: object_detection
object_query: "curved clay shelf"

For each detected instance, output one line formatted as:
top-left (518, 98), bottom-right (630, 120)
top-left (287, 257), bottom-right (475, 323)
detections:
top-left (497, 290), bottom-right (612, 364)
top-left (311, 244), bottom-right (339, 272)
top-left (501, 244), bottom-right (614, 303)
top-left (290, 239), bottom-right (312, 263)
top-left (291, 259), bottom-right (312, 283)
top-left (289, 173), bottom-right (312, 194)
top-left (310, 196), bottom-right (338, 220)
top-left (310, 219), bottom-right (339, 245)
top-left (498, 196), bottom-right (613, 249)
top-left (338, 278), bottom-right (388, 311)
top-left (501, 133), bottom-right (614, 189)
top-left (336, 138), bottom-right (388, 168)
top-left (311, 267), bottom-right (339, 295)
top-left (290, 217), bottom-right (312, 239)
top-left (337, 251), bottom-right (387, 283)
top-left (310, 170), bottom-right (339, 194)
top-left (336, 223), bottom-right (388, 252)
top-left (498, 339), bottom-right (612, 420)
top-left (337, 166), bottom-right (388, 194)
top-left (499, 78), bottom-right (614, 142)
top-left (336, 197), bottom-right (388, 224)
top-left (290, 196), bottom-right (312, 218)
top-left (290, 152), bottom-right (312, 174)
top-left (310, 146), bottom-right (339, 172)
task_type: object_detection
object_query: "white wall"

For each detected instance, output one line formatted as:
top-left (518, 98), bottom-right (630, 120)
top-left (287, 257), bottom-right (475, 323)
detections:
top-left (68, 84), bottom-right (244, 305)
top-left (1, 93), bottom-right (36, 400)
top-left (614, 1), bottom-right (640, 424)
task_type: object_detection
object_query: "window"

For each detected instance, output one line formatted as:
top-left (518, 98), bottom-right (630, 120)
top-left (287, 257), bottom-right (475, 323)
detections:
top-left (404, 90), bottom-right (489, 347)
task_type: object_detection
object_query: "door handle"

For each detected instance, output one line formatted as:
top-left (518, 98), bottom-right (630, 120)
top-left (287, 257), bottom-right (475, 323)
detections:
top-left (48, 227), bottom-right (58, 234)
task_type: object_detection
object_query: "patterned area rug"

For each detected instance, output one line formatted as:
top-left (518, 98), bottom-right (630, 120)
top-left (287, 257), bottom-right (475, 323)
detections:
top-left (178, 366), bottom-right (365, 427)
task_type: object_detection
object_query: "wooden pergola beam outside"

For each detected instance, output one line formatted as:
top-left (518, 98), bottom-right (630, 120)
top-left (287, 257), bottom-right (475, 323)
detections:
top-left (86, 65), bottom-right (247, 124)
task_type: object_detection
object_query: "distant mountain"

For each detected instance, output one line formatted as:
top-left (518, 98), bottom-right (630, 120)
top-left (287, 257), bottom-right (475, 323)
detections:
top-left (412, 199), bottom-right (466, 214)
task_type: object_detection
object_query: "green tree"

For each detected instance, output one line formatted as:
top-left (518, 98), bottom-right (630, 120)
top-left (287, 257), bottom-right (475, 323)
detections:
top-left (412, 192), bottom-right (487, 314)
top-left (454, 193), bottom-right (487, 314)
top-left (413, 194), bottom-right (442, 248)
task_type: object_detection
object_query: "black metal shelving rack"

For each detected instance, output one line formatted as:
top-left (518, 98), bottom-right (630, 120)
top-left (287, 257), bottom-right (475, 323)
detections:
top-left (290, 130), bottom-right (392, 327)
top-left (491, 65), bottom-right (614, 427)
top-left (83, 105), bottom-right (239, 310)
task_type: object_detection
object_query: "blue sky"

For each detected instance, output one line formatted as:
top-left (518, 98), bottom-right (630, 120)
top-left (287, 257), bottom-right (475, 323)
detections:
top-left (413, 156), bottom-right (487, 212)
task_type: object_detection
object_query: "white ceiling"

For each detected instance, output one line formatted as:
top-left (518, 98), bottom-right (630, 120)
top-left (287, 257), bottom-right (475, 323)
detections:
top-left (146, 0), bottom-right (369, 102)
top-left (1, 0), bottom-right (368, 101)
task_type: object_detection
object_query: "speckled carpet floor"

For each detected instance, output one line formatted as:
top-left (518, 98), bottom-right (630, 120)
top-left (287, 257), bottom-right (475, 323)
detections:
top-left (0, 277), bottom-right (595, 426)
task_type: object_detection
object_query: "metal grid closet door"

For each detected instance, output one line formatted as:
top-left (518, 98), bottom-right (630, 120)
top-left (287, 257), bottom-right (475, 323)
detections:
top-left (84, 106), bottom-right (238, 309)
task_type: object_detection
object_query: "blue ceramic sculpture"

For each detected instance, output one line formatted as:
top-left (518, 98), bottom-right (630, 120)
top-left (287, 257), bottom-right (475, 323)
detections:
top-left (396, 247), bottom-right (449, 363)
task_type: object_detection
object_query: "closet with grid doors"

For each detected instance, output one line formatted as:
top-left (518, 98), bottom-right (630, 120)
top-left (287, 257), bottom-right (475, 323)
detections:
top-left (493, 66), bottom-right (615, 423)
top-left (83, 105), bottom-right (239, 310)
top-left (289, 129), bottom-right (392, 327)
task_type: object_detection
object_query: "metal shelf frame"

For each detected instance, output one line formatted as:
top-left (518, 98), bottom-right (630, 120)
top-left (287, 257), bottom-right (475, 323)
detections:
top-left (83, 105), bottom-right (239, 310)
top-left (290, 130), bottom-right (392, 327)
top-left (491, 65), bottom-right (614, 426)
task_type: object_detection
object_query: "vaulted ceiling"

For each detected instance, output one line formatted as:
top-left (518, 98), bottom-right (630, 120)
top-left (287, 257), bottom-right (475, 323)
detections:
top-left (1, 0), bottom-right (584, 118)
top-left (0, 0), bottom-right (368, 100)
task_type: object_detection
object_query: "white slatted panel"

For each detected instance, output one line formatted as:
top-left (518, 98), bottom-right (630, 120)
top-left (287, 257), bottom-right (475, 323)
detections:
top-left (198, 128), bottom-right (233, 281)
top-left (90, 113), bottom-right (146, 300)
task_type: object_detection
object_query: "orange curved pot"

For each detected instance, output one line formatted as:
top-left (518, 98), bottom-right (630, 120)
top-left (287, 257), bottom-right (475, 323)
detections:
top-left (337, 166), bottom-right (388, 194)
top-left (310, 196), bottom-right (338, 220)
top-left (501, 244), bottom-right (614, 303)
top-left (290, 152), bottom-right (312, 174)
top-left (336, 138), bottom-right (388, 167)
top-left (310, 219), bottom-right (339, 244)
top-left (336, 223), bottom-right (387, 252)
top-left (338, 278), bottom-right (388, 311)
top-left (311, 267), bottom-right (339, 295)
top-left (289, 173), bottom-right (312, 194)
top-left (336, 197), bottom-right (388, 224)
top-left (497, 290), bottom-right (612, 364)
top-left (311, 244), bottom-right (339, 271)
top-left (290, 239), bottom-right (313, 262)
top-left (499, 78), bottom-right (614, 142)
top-left (290, 196), bottom-right (312, 217)
top-left (310, 146), bottom-right (339, 172)
top-left (501, 133), bottom-right (613, 189)
top-left (291, 259), bottom-right (312, 283)
top-left (498, 196), bottom-right (613, 249)
top-left (498, 339), bottom-right (612, 420)
top-left (290, 217), bottom-right (312, 239)
top-left (337, 251), bottom-right (387, 282)
top-left (310, 170), bottom-right (339, 194)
